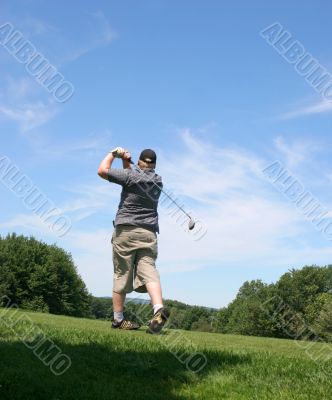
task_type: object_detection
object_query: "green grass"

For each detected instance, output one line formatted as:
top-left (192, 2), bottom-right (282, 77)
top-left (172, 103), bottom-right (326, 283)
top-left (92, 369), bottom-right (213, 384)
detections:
top-left (0, 308), bottom-right (331, 399)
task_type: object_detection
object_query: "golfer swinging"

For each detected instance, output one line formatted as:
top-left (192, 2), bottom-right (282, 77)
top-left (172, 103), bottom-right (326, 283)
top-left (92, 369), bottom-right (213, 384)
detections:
top-left (98, 147), bottom-right (169, 333)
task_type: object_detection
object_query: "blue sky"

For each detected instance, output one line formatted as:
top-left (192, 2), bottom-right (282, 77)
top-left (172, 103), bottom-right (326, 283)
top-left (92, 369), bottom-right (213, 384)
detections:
top-left (1, 0), bottom-right (332, 308)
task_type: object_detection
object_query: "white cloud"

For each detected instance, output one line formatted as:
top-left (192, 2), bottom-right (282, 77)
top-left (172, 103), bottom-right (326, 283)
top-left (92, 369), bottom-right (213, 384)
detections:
top-left (273, 136), bottom-right (321, 169)
top-left (281, 100), bottom-right (332, 119)
top-left (0, 77), bottom-right (33, 100)
top-left (61, 11), bottom-right (117, 63)
top-left (0, 214), bottom-right (56, 237)
top-left (159, 128), bottom-right (263, 205)
top-left (0, 11), bottom-right (117, 133)
top-left (26, 130), bottom-right (113, 160)
top-left (0, 77), bottom-right (58, 132)
top-left (60, 181), bottom-right (120, 217)
top-left (153, 130), bottom-right (305, 270)
top-left (92, 10), bottom-right (116, 44)
top-left (0, 101), bottom-right (58, 132)
top-left (19, 17), bottom-right (56, 37)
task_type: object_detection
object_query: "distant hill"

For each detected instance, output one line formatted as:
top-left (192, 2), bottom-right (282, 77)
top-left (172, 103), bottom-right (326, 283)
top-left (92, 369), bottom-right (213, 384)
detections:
top-left (91, 296), bottom-right (218, 332)
top-left (98, 296), bottom-right (217, 309)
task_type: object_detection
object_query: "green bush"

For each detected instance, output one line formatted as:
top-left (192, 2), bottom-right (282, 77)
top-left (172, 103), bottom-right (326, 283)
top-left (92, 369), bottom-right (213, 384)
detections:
top-left (0, 233), bottom-right (91, 317)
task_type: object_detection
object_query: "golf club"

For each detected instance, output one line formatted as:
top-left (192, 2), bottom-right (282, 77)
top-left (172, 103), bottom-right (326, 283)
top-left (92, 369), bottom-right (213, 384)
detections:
top-left (129, 159), bottom-right (196, 230)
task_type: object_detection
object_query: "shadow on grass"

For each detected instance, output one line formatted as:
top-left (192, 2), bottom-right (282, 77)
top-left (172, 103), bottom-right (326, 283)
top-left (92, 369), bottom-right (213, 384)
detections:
top-left (0, 337), bottom-right (251, 400)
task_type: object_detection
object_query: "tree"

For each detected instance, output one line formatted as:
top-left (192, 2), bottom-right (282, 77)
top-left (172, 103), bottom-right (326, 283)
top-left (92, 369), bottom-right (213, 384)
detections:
top-left (214, 307), bottom-right (230, 333)
top-left (276, 266), bottom-right (332, 314)
top-left (314, 294), bottom-right (332, 341)
top-left (90, 297), bottom-right (113, 319)
top-left (215, 266), bottom-right (332, 342)
top-left (0, 233), bottom-right (91, 317)
top-left (219, 280), bottom-right (276, 337)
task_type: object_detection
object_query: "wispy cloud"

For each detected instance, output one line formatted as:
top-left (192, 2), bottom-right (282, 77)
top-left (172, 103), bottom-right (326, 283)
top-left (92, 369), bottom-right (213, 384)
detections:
top-left (0, 101), bottom-right (58, 132)
top-left (0, 214), bottom-right (57, 237)
top-left (19, 16), bottom-right (56, 37)
top-left (153, 130), bottom-right (304, 268)
top-left (159, 128), bottom-right (263, 204)
top-left (60, 182), bottom-right (119, 217)
top-left (281, 100), bottom-right (332, 119)
top-left (92, 10), bottom-right (116, 44)
top-left (273, 136), bottom-right (321, 169)
top-left (61, 11), bottom-right (117, 63)
top-left (26, 129), bottom-right (113, 160)
top-left (0, 181), bottom-right (118, 234)
top-left (0, 77), bottom-right (58, 132)
top-left (0, 11), bottom-right (117, 133)
top-left (0, 77), bottom-right (33, 100)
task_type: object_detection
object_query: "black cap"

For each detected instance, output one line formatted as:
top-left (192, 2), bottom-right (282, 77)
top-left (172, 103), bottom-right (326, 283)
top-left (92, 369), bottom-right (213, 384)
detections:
top-left (139, 149), bottom-right (157, 164)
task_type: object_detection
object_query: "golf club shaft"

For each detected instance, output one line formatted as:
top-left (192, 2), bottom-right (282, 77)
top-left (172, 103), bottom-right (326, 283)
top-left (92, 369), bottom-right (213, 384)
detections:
top-left (129, 159), bottom-right (192, 220)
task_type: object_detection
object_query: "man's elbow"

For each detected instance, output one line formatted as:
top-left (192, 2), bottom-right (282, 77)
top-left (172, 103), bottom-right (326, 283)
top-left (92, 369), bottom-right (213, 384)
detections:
top-left (97, 167), bottom-right (108, 179)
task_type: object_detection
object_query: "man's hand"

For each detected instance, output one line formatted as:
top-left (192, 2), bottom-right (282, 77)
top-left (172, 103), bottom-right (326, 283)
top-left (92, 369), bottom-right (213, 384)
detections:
top-left (98, 147), bottom-right (132, 180)
top-left (110, 147), bottom-right (126, 158)
top-left (122, 150), bottom-right (131, 161)
top-left (110, 147), bottom-right (131, 161)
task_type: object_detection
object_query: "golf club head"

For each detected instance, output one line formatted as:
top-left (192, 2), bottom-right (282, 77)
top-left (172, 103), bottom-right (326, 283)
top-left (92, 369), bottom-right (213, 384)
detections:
top-left (188, 219), bottom-right (195, 230)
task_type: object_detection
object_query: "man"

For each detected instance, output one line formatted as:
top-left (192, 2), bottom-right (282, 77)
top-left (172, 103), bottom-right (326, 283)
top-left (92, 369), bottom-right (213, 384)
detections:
top-left (97, 147), bottom-right (169, 334)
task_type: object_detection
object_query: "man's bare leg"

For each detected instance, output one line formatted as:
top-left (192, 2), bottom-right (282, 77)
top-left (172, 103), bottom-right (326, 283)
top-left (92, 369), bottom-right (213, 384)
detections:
top-left (113, 291), bottom-right (125, 321)
top-left (112, 291), bottom-right (140, 329)
top-left (146, 281), bottom-right (163, 306)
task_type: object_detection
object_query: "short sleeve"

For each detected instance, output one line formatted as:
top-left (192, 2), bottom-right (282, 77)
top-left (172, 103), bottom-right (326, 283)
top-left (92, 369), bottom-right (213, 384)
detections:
top-left (107, 168), bottom-right (130, 186)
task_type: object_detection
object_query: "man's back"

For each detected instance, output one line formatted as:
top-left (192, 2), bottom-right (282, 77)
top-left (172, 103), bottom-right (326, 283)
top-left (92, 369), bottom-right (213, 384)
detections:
top-left (107, 167), bottom-right (162, 233)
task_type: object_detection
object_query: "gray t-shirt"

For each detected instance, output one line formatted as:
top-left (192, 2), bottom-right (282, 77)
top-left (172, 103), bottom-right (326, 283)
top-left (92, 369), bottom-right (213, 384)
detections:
top-left (107, 167), bottom-right (162, 233)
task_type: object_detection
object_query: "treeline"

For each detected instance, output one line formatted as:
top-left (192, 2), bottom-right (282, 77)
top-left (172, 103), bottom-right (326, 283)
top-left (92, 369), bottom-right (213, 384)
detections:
top-left (1, 234), bottom-right (332, 342)
top-left (90, 297), bottom-right (218, 332)
top-left (215, 266), bottom-right (332, 342)
top-left (91, 267), bottom-right (332, 342)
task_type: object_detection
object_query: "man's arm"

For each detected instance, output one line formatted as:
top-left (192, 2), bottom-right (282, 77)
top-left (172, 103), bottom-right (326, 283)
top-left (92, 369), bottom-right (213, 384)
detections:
top-left (122, 156), bottom-right (132, 170)
top-left (97, 152), bottom-right (115, 180)
top-left (97, 147), bottom-right (132, 180)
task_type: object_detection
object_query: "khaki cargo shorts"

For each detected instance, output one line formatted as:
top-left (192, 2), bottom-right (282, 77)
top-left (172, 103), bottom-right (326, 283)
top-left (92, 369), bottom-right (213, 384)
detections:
top-left (111, 225), bottom-right (160, 294)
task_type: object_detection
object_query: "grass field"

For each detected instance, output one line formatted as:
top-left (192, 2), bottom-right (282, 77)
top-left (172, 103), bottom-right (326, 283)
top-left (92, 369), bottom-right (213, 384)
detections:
top-left (0, 308), bottom-right (331, 400)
